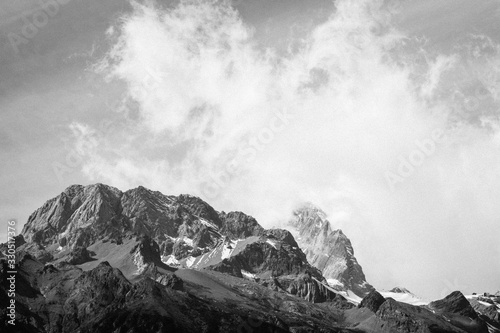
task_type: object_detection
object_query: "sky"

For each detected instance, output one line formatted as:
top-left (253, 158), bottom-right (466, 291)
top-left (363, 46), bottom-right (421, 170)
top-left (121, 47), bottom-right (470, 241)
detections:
top-left (1, 0), bottom-right (500, 300)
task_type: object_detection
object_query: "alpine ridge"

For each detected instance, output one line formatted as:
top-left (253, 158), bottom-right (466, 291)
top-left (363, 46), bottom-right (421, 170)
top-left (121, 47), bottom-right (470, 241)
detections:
top-left (1, 184), bottom-right (498, 333)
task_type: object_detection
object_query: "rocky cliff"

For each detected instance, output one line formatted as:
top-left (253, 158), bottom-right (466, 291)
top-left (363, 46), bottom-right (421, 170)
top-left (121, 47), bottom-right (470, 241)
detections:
top-left (286, 204), bottom-right (374, 296)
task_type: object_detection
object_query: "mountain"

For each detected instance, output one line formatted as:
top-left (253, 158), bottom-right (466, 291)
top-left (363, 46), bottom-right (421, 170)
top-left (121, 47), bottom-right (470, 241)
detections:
top-left (466, 294), bottom-right (500, 333)
top-left (389, 287), bottom-right (414, 294)
top-left (2, 183), bottom-right (499, 333)
top-left (429, 291), bottom-right (489, 333)
top-left (380, 287), bottom-right (428, 306)
top-left (21, 184), bottom-right (250, 265)
top-left (286, 204), bottom-right (374, 296)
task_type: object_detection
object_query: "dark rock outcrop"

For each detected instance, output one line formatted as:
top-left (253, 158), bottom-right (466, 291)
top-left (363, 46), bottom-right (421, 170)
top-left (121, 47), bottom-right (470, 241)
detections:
top-left (429, 291), bottom-right (479, 319)
top-left (219, 211), bottom-right (265, 239)
top-left (67, 246), bottom-right (93, 265)
top-left (429, 292), bottom-right (489, 333)
top-left (359, 290), bottom-right (386, 313)
top-left (377, 298), bottom-right (465, 333)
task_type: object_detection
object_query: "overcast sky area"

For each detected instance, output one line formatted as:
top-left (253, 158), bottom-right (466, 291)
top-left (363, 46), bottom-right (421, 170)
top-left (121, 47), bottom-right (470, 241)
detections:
top-left (1, 0), bottom-right (500, 299)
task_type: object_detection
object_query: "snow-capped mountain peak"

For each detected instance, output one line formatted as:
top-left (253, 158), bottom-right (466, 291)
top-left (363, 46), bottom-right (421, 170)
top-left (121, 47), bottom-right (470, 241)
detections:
top-left (286, 203), bottom-right (374, 297)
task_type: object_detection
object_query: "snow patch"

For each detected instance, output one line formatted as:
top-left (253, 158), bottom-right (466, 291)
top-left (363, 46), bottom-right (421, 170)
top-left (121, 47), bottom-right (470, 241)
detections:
top-left (241, 270), bottom-right (256, 279)
top-left (185, 256), bottom-right (196, 268)
top-left (133, 251), bottom-right (148, 274)
top-left (266, 239), bottom-right (278, 249)
top-left (327, 279), bottom-right (344, 288)
top-left (380, 291), bottom-right (428, 306)
top-left (338, 290), bottom-right (363, 305)
top-left (161, 255), bottom-right (179, 267)
top-left (183, 237), bottom-right (194, 247)
top-left (314, 277), bottom-right (361, 305)
top-left (222, 240), bottom-right (238, 259)
top-left (199, 218), bottom-right (219, 230)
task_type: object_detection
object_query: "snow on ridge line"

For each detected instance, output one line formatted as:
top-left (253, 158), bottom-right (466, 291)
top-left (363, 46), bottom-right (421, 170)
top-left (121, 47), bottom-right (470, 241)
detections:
top-left (241, 270), bottom-right (256, 279)
top-left (183, 237), bottom-right (194, 247)
top-left (222, 240), bottom-right (237, 259)
top-left (379, 291), bottom-right (428, 306)
top-left (198, 217), bottom-right (220, 230)
top-left (162, 255), bottom-right (179, 266)
top-left (266, 239), bottom-right (278, 249)
top-left (478, 300), bottom-right (494, 307)
top-left (312, 277), bottom-right (362, 305)
top-left (327, 279), bottom-right (344, 288)
top-left (185, 256), bottom-right (196, 268)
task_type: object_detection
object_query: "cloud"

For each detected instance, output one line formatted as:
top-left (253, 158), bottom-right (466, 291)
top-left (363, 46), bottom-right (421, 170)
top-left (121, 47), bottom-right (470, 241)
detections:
top-left (73, 0), bottom-right (500, 299)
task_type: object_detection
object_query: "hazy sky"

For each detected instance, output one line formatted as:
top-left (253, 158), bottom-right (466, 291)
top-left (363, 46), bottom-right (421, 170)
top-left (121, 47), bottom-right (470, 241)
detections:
top-left (1, 0), bottom-right (500, 299)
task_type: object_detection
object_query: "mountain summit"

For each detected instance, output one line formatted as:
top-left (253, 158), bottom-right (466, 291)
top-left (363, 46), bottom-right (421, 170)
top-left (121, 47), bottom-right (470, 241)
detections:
top-left (286, 204), bottom-right (374, 296)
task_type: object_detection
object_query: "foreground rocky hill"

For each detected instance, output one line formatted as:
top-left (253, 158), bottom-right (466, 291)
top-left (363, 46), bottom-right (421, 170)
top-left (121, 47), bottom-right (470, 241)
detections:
top-left (1, 184), bottom-right (498, 333)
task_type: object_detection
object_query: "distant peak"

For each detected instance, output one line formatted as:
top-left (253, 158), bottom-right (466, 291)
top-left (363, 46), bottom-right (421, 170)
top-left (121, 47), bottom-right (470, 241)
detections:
top-left (127, 185), bottom-right (154, 195)
top-left (389, 287), bottom-right (413, 294)
top-left (292, 203), bottom-right (331, 232)
top-left (294, 202), bottom-right (328, 217)
top-left (62, 183), bottom-right (122, 198)
top-left (444, 290), bottom-right (467, 299)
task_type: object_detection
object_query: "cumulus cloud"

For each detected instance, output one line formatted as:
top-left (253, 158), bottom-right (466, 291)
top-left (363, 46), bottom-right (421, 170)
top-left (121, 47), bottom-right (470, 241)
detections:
top-left (73, 0), bottom-right (500, 298)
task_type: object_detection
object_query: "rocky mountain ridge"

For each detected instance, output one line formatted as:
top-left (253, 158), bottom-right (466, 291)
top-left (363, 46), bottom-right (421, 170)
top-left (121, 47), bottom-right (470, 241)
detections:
top-left (1, 183), bottom-right (498, 333)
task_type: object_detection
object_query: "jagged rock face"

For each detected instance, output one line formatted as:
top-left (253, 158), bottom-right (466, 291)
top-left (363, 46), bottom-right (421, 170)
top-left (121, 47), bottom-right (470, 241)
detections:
top-left (23, 184), bottom-right (124, 247)
top-left (178, 226), bottom-right (349, 304)
top-left (219, 211), bottom-right (265, 239)
top-left (359, 290), bottom-right (386, 313)
top-left (376, 298), bottom-right (466, 333)
top-left (287, 204), bottom-right (373, 296)
top-left (155, 272), bottom-right (184, 290)
top-left (429, 291), bottom-right (479, 319)
top-left (66, 246), bottom-right (93, 265)
top-left (283, 273), bottom-right (349, 304)
top-left (21, 184), bottom-right (262, 263)
top-left (120, 186), bottom-right (183, 237)
top-left (184, 229), bottom-right (323, 279)
top-left (469, 298), bottom-right (500, 323)
top-left (429, 292), bottom-right (489, 333)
